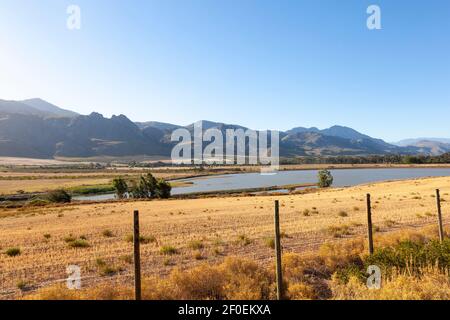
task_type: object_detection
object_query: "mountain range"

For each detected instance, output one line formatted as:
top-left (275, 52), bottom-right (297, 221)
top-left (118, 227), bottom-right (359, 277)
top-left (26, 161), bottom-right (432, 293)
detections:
top-left (0, 98), bottom-right (447, 159)
top-left (393, 138), bottom-right (450, 156)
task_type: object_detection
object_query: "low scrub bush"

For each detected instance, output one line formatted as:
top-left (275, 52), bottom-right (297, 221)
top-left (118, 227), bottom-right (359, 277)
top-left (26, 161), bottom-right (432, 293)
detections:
top-left (102, 230), bottom-right (114, 238)
top-left (236, 234), bottom-right (251, 246)
top-left (327, 225), bottom-right (352, 238)
top-left (188, 240), bottom-right (204, 250)
top-left (67, 239), bottom-right (90, 248)
top-left (125, 234), bottom-right (157, 244)
top-left (160, 246), bottom-right (178, 255)
top-left (5, 247), bottom-right (21, 257)
top-left (25, 198), bottom-right (51, 207)
top-left (46, 189), bottom-right (71, 203)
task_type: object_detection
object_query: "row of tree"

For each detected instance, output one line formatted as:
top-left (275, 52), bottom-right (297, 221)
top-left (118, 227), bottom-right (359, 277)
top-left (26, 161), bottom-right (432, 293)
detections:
top-left (281, 153), bottom-right (450, 165)
top-left (112, 173), bottom-right (172, 199)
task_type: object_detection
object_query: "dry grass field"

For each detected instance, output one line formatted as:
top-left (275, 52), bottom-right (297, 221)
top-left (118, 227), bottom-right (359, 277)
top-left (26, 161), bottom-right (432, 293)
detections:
top-left (0, 170), bottom-right (196, 195)
top-left (0, 178), bottom-right (113, 194)
top-left (0, 175), bottom-right (449, 299)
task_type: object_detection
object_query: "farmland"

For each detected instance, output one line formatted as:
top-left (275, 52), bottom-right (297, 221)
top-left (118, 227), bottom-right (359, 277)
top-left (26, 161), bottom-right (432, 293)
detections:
top-left (0, 174), bottom-right (449, 299)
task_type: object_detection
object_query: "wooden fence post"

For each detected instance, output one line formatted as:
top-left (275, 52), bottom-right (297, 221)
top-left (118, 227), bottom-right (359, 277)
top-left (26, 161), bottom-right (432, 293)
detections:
top-left (436, 189), bottom-right (444, 243)
top-left (274, 200), bottom-right (284, 300)
top-left (133, 210), bottom-right (142, 300)
top-left (366, 194), bottom-right (374, 255)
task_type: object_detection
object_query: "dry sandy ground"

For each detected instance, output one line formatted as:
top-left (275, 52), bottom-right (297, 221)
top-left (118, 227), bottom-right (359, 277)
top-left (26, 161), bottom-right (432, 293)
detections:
top-left (0, 176), bottom-right (449, 298)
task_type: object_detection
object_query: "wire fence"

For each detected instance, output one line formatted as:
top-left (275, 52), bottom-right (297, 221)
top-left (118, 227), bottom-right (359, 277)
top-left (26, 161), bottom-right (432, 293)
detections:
top-left (0, 189), bottom-right (448, 299)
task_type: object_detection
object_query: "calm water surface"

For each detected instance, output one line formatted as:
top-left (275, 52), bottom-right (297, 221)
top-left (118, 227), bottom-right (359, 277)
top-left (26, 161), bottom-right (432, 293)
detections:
top-left (74, 168), bottom-right (450, 201)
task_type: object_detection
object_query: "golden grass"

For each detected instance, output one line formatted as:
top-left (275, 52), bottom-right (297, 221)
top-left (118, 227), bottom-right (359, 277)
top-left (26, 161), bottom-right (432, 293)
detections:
top-left (331, 268), bottom-right (450, 300)
top-left (24, 226), bottom-right (449, 300)
top-left (1, 176), bottom-right (449, 298)
top-left (0, 171), bottom-right (194, 194)
top-left (0, 178), bottom-right (112, 194)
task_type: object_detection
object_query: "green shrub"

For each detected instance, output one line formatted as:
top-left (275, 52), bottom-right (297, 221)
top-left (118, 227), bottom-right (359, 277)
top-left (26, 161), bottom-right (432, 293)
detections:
top-left (365, 239), bottom-right (450, 274)
top-left (338, 211), bottom-right (348, 217)
top-left (26, 198), bottom-right (51, 207)
top-left (71, 184), bottom-right (115, 195)
top-left (68, 239), bottom-right (90, 248)
top-left (95, 258), bottom-right (107, 267)
top-left (64, 235), bottom-right (76, 243)
top-left (188, 240), bottom-right (204, 250)
top-left (102, 230), bottom-right (114, 238)
top-left (333, 264), bottom-right (366, 284)
top-left (46, 189), bottom-right (71, 203)
top-left (128, 173), bottom-right (171, 199)
top-left (125, 234), bottom-right (156, 244)
top-left (318, 170), bottom-right (333, 188)
top-left (160, 246), bottom-right (178, 255)
top-left (5, 247), bottom-right (21, 257)
top-left (112, 177), bottom-right (128, 199)
top-left (17, 280), bottom-right (29, 291)
top-left (327, 225), bottom-right (352, 238)
top-left (155, 179), bottom-right (172, 199)
top-left (120, 255), bottom-right (133, 264)
top-left (236, 234), bottom-right (252, 246)
top-left (99, 266), bottom-right (120, 277)
top-left (264, 237), bottom-right (275, 249)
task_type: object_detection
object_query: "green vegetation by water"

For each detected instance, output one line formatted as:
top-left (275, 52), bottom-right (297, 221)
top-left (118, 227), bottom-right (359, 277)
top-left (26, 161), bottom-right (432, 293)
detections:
top-left (69, 184), bottom-right (115, 195)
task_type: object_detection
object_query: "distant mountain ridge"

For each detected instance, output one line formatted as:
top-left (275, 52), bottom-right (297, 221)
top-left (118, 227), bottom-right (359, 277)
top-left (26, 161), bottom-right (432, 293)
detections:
top-left (393, 139), bottom-right (450, 156)
top-left (21, 98), bottom-right (79, 118)
top-left (0, 98), bottom-right (79, 118)
top-left (0, 98), bottom-right (445, 159)
top-left (394, 138), bottom-right (450, 146)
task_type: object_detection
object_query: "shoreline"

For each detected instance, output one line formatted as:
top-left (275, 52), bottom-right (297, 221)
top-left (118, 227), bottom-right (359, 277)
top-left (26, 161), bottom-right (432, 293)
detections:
top-left (2, 164), bottom-right (450, 201)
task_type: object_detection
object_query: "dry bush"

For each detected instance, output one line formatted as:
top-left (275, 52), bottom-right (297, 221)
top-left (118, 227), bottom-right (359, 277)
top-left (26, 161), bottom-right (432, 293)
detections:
top-left (287, 282), bottom-right (317, 300)
top-left (327, 225), bottom-right (352, 238)
top-left (142, 257), bottom-right (274, 300)
top-left (80, 284), bottom-right (133, 300)
top-left (318, 238), bottom-right (365, 270)
top-left (28, 257), bottom-right (274, 300)
top-left (25, 284), bottom-right (82, 300)
top-left (331, 267), bottom-right (450, 300)
top-left (282, 253), bottom-right (331, 299)
top-left (219, 257), bottom-right (274, 300)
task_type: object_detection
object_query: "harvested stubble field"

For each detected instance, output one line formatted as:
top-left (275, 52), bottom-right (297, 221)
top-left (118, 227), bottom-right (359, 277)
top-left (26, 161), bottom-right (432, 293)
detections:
top-left (0, 176), bottom-right (449, 298)
top-left (0, 171), bottom-right (196, 195)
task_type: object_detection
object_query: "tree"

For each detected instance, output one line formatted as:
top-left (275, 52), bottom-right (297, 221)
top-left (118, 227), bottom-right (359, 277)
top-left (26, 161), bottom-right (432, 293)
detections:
top-left (112, 177), bottom-right (128, 199)
top-left (155, 179), bottom-right (172, 199)
top-left (129, 180), bottom-right (144, 198)
top-left (317, 170), bottom-right (333, 188)
top-left (129, 173), bottom-right (160, 199)
top-left (137, 173), bottom-right (157, 198)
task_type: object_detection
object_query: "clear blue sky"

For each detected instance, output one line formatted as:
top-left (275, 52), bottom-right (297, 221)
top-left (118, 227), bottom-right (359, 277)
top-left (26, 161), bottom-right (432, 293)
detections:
top-left (0, 0), bottom-right (449, 141)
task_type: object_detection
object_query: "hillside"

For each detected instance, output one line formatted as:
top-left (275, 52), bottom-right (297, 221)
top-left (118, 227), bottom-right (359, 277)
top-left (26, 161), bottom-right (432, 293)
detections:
top-left (396, 140), bottom-right (450, 156)
top-left (0, 99), bottom-right (78, 118)
top-left (0, 98), bottom-right (438, 159)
